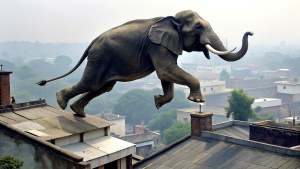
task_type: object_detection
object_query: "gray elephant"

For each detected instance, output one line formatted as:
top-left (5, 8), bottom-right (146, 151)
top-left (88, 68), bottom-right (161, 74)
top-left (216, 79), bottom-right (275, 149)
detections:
top-left (38, 10), bottom-right (253, 117)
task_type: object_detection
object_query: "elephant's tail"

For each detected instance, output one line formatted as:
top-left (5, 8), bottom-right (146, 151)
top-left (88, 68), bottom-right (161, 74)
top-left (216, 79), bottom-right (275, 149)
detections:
top-left (37, 40), bottom-right (94, 86)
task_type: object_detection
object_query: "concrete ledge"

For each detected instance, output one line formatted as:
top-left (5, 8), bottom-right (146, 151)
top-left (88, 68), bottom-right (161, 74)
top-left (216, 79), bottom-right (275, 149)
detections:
top-left (233, 120), bottom-right (251, 127)
top-left (0, 99), bottom-right (46, 113)
top-left (212, 121), bottom-right (233, 130)
top-left (202, 131), bottom-right (300, 157)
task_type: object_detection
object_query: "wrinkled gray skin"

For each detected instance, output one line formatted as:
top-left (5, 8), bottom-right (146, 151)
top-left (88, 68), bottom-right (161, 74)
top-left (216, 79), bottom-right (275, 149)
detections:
top-left (38, 10), bottom-right (253, 117)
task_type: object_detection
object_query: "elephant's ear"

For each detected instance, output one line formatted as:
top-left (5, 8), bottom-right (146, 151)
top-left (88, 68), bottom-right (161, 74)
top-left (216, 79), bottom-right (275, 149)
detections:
top-left (148, 16), bottom-right (183, 55)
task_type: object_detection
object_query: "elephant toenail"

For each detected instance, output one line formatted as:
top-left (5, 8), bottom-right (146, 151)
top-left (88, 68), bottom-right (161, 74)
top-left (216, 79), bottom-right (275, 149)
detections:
top-left (196, 99), bottom-right (200, 102)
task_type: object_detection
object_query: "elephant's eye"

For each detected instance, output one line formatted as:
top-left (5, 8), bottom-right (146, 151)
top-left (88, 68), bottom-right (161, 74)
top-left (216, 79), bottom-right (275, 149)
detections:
top-left (194, 24), bottom-right (202, 33)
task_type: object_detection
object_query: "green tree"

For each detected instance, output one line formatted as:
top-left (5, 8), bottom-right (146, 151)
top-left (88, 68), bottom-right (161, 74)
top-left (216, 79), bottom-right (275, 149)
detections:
top-left (225, 89), bottom-right (255, 121)
top-left (163, 121), bottom-right (191, 145)
top-left (220, 70), bottom-right (230, 81)
top-left (0, 155), bottom-right (23, 169)
top-left (54, 55), bottom-right (72, 67)
top-left (148, 109), bottom-right (177, 132)
top-left (14, 66), bottom-right (37, 80)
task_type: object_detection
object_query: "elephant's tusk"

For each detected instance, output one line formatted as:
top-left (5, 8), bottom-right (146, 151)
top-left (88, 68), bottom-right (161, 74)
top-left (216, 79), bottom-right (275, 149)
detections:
top-left (205, 44), bottom-right (236, 55)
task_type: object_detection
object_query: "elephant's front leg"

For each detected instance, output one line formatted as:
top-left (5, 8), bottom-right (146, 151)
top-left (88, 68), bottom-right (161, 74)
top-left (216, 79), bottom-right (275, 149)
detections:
top-left (150, 47), bottom-right (205, 103)
top-left (155, 80), bottom-right (174, 109)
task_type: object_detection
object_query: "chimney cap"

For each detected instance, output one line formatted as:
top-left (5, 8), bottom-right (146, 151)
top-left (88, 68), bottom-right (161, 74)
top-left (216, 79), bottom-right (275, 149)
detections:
top-left (0, 70), bottom-right (12, 75)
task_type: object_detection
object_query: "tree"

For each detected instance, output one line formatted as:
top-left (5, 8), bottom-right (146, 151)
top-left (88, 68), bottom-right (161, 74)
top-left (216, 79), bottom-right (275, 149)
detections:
top-left (220, 70), bottom-right (230, 81)
top-left (148, 109), bottom-right (177, 132)
top-left (225, 89), bottom-right (255, 121)
top-left (0, 155), bottom-right (23, 169)
top-left (14, 66), bottom-right (37, 80)
top-left (54, 55), bottom-right (72, 67)
top-left (163, 121), bottom-right (190, 145)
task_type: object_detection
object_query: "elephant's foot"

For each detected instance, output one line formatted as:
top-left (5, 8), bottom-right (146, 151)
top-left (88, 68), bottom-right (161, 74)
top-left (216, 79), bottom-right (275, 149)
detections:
top-left (187, 92), bottom-right (205, 103)
top-left (70, 102), bottom-right (86, 117)
top-left (154, 95), bottom-right (163, 109)
top-left (56, 90), bottom-right (70, 110)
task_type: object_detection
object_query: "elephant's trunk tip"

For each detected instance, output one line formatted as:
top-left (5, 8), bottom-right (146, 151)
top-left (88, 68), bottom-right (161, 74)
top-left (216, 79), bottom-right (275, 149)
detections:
top-left (247, 31), bottom-right (254, 36)
top-left (37, 80), bottom-right (47, 86)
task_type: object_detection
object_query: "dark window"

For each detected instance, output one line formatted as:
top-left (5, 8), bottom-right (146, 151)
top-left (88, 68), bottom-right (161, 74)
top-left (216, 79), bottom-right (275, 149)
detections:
top-left (283, 86), bottom-right (286, 89)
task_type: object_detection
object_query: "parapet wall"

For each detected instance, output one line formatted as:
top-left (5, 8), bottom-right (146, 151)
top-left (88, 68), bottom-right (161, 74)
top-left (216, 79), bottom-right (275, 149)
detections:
top-left (249, 121), bottom-right (300, 147)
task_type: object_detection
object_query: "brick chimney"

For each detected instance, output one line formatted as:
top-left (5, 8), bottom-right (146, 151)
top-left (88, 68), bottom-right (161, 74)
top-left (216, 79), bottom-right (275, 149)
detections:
top-left (190, 112), bottom-right (213, 137)
top-left (0, 69), bottom-right (12, 106)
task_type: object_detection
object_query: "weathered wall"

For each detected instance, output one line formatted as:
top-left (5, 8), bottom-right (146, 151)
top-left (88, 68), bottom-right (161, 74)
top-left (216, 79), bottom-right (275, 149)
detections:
top-left (204, 86), bottom-right (277, 107)
top-left (0, 123), bottom-right (89, 169)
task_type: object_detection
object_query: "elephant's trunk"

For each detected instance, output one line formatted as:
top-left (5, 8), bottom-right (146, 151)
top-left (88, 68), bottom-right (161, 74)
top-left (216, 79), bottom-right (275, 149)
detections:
top-left (208, 31), bottom-right (253, 62)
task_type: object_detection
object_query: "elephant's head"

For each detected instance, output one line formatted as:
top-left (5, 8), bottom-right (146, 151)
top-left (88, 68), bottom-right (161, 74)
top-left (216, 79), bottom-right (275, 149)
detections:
top-left (148, 10), bottom-right (253, 61)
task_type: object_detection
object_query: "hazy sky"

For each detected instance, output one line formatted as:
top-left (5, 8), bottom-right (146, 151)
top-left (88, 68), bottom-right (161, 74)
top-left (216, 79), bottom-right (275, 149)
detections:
top-left (1, 0), bottom-right (300, 46)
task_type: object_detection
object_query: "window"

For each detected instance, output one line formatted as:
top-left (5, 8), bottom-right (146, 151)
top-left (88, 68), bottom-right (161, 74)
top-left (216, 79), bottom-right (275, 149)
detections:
top-left (184, 118), bottom-right (188, 121)
top-left (211, 87), bottom-right (213, 91)
top-left (283, 86), bottom-right (286, 89)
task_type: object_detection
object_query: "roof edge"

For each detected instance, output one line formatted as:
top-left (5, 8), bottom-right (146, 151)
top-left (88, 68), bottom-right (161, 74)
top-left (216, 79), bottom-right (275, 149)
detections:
top-left (133, 134), bottom-right (191, 168)
top-left (202, 131), bottom-right (300, 157)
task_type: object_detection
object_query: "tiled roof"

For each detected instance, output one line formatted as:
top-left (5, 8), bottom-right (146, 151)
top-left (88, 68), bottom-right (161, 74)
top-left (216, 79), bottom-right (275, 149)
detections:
top-left (134, 136), bottom-right (300, 169)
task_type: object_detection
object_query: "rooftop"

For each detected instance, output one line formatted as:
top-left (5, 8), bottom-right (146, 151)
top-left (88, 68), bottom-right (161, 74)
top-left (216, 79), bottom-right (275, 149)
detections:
top-left (94, 112), bottom-right (126, 121)
top-left (275, 80), bottom-right (300, 85)
top-left (0, 99), bottom-right (114, 141)
top-left (134, 120), bottom-right (300, 169)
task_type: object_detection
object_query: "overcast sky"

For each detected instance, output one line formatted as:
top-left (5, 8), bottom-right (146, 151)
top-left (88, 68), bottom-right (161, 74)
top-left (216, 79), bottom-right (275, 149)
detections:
top-left (1, 0), bottom-right (300, 46)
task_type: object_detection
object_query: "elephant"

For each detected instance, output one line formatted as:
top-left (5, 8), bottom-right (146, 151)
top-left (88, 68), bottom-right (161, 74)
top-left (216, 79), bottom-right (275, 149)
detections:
top-left (37, 10), bottom-right (253, 117)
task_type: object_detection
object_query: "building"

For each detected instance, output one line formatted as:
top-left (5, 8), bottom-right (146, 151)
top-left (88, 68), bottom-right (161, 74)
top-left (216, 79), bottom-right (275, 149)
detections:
top-left (276, 80), bottom-right (300, 104)
top-left (176, 80), bottom-right (231, 97)
top-left (226, 77), bottom-right (281, 90)
top-left (133, 111), bottom-right (300, 169)
top-left (252, 98), bottom-right (282, 119)
top-left (118, 125), bottom-right (161, 158)
top-left (231, 68), bottom-right (253, 78)
top-left (0, 70), bottom-right (135, 169)
top-left (94, 112), bottom-right (126, 136)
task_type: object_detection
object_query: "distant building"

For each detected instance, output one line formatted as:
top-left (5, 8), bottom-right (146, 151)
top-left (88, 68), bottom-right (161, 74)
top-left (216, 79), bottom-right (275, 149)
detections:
top-left (176, 80), bottom-right (231, 97)
top-left (177, 106), bottom-right (230, 124)
top-left (226, 77), bottom-right (280, 90)
top-left (94, 112), bottom-right (126, 136)
top-left (261, 70), bottom-right (278, 79)
top-left (275, 80), bottom-right (300, 104)
top-left (252, 98), bottom-right (282, 118)
top-left (118, 125), bottom-right (161, 158)
top-left (231, 68), bottom-right (252, 78)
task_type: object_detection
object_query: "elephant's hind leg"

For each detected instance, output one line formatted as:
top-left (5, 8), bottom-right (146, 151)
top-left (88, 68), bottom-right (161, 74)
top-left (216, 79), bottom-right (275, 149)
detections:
top-left (70, 81), bottom-right (116, 117)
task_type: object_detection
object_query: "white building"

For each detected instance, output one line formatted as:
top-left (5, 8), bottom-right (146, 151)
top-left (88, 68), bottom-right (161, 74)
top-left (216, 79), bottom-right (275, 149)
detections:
top-left (252, 98), bottom-right (282, 109)
top-left (276, 80), bottom-right (300, 95)
top-left (197, 64), bottom-right (231, 74)
top-left (176, 80), bottom-right (231, 97)
top-left (94, 113), bottom-right (126, 136)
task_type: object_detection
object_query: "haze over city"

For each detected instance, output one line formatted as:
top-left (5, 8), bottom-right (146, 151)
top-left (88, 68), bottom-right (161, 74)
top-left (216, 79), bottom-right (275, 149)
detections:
top-left (1, 0), bottom-right (300, 47)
